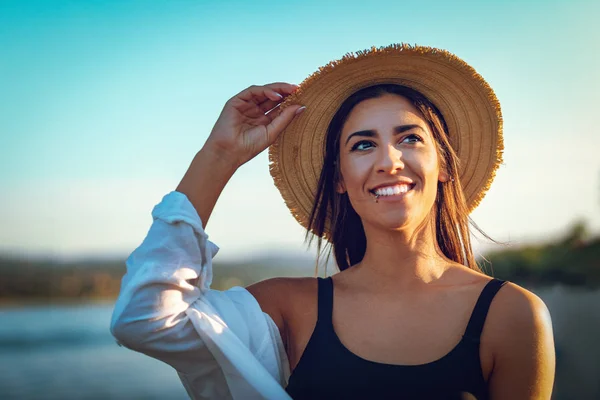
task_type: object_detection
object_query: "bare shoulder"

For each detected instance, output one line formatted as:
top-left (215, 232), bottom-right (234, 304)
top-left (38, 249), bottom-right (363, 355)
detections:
top-left (246, 276), bottom-right (317, 309)
top-left (484, 281), bottom-right (556, 399)
top-left (486, 281), bottom-right (553, 338)
top-left (246, 277), bottom-right (318, 343)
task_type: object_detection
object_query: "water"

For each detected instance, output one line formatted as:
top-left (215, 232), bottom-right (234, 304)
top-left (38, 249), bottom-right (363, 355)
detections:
top-left (1, 286), bottom-right (599, 399)
top-left (0, 303), bottom-right (188, 399)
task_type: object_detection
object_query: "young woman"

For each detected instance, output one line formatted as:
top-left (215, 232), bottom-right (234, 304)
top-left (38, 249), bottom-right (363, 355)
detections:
top-left (111, 45), bottom-right (555, 399)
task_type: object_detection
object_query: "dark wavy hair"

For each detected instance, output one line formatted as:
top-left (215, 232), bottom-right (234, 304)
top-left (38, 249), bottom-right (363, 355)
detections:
top-left (306, 84), bottom-right (490, 273)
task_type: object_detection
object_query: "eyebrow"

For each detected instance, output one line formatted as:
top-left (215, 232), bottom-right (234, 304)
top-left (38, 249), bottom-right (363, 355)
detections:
top-left (344, 124), bottom-right (426, 145)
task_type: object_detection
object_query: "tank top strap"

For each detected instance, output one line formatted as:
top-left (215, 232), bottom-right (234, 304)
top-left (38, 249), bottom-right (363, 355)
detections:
top-left (316, 276), bottom-right (334, 327)
top-left (463, 278), bottom-right (507, 342)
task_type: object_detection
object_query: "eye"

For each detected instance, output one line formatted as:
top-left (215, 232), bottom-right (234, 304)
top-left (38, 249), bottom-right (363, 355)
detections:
top-left (401, 134), bottom-right (423, 144)
top-left (350, 140), bottom-right (374, 151)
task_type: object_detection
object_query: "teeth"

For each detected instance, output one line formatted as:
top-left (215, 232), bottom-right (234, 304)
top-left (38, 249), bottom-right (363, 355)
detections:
top-left (374, 184), bottom-right (411, 196)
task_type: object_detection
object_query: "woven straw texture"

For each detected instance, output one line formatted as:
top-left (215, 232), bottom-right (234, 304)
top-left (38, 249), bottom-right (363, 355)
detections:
top-left (269, 44), bottom-right (502, 238)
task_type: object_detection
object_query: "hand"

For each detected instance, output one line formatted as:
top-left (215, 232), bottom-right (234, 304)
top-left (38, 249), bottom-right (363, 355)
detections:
top-left (204, 83), bottom-right (305, 168)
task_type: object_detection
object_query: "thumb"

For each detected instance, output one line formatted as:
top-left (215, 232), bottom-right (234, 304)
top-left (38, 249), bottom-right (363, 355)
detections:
top-left (266, 105), bottom-right (306, 144)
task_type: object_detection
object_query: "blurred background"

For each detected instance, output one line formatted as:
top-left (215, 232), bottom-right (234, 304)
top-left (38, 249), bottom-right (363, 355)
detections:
top-left (0, 0), bottom-right (598, 399)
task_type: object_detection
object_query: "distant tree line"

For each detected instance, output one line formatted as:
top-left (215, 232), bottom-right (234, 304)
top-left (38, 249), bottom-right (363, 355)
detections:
top-left (1, 221), bottom-right (598, 303)
top-left (0, 255), bottom-right (312, 303)
top-left (483, 221), bottom-right (599, 287)
top-left (0, 258), bottom-right (125, 302)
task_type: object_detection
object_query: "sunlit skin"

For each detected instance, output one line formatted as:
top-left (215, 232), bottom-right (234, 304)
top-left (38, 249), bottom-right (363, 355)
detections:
top-left (338, 94), bottom-right (444, 229)
top-left (336, 94), bottom-right (453, 288)
top-left (176, 83), bottom-right (557, 399)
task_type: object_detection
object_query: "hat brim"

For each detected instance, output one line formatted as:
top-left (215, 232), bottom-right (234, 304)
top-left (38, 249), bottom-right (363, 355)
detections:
top-left (269, 44), bottom-right (503, 239)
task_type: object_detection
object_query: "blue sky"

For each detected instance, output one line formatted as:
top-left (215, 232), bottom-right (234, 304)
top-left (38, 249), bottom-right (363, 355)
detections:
top-left (1, 0), bottom-right (598, 260)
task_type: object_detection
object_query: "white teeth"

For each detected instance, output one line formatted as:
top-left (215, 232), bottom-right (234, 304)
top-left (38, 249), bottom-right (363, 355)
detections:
top-left (374, 184), bottom-right (411, 196)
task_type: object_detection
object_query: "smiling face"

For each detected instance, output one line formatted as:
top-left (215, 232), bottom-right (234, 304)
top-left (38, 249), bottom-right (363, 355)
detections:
top-left (337, 94), bottom-right (448, 233)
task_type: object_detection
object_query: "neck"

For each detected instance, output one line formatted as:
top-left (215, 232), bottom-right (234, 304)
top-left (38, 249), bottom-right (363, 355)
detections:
top-left (351, 217), bottom-right (452, 291)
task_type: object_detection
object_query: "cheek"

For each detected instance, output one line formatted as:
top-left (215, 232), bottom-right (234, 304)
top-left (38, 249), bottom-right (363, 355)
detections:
top-left (412, 148), bottom-right (440, 180)
top-left (339, 155), bottom-right (372, 192)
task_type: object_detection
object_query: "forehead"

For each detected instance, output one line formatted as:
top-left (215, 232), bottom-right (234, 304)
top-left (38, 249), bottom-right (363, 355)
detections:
top-left (341, 94), bottom-right (428, 137)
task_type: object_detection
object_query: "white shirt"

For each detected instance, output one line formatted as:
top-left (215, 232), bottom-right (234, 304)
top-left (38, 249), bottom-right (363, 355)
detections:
top-left (110, 191), bottom-right (292, 399)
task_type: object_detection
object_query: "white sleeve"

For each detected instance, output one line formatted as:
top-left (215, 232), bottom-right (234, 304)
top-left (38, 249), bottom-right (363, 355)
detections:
top-left (109, 191), bottom-right (290, 399)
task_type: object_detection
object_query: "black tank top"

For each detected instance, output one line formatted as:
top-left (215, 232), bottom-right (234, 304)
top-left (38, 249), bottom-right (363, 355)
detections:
top-left (285, 277), bottom-right (507, 400)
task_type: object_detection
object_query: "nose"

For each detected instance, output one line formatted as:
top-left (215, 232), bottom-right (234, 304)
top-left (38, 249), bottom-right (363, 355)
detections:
top-left (376, 144), bottom-right (404, 173)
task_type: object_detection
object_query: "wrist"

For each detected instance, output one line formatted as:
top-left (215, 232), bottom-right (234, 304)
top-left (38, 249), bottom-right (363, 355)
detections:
top-left (199, 142), bottom-right (241, 174)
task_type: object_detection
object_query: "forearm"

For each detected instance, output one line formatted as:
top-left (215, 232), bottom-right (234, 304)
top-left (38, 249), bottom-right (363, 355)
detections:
top-left (176, 144), bottom-right (238, 229)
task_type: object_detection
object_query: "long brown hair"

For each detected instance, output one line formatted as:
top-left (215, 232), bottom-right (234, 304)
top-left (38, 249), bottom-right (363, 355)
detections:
top-left (306, 84), bottom-right (489, 273)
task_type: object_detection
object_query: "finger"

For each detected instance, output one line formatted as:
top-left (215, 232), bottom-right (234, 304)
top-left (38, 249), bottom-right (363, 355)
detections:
top-left (265, 105), bottom-right (306, 144)
top-left (242, 104), bottom-right (265, 119)
top-left (230, 83), bottom-right (297, 114)
top-left (265, 104), bottom-right (281, 122)
top-left (263, 82), bottom-right (299, 96)
top-left (236, 85), bottom-right (284, 104)
top-left (242, 97), bottom-right (283, 118)
top-left (239, 82), bottom-right (298, 104)
top-left (231, 96), bottom-right (275, 115)
top-left (256, 85), bottom-right (297, 113)
top-left (258, 99), bottom-right (280, 113)
top-left (238, 100), bottom-right (281, 122)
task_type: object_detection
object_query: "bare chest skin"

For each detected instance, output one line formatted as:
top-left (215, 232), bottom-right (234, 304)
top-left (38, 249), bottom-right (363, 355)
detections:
top-left (284, 273), bottom-right (495, 381)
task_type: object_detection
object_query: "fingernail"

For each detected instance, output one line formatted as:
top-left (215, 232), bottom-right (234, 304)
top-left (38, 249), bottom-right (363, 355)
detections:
top-left (274, 92), bottom-right (283, 99)
top-left (295, 106), bottom-right (306, 115)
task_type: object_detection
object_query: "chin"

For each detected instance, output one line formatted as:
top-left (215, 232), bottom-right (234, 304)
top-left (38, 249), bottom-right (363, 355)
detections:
top-left (355, 203), bottom-right (431, 233)
top-left (373, 215), bottom-right (413, 232)
top-left (370, 209), bottom-right (431, 233)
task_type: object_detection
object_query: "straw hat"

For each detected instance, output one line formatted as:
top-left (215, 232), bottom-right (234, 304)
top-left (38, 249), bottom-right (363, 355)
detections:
top-left (269, 44), bottom-right (502, 238)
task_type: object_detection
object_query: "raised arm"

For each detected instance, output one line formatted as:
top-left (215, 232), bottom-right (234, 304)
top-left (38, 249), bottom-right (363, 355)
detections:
top-left (110, 83), bottom-right (304, 393)
top-left (177, 83), bottom-right (305, 228)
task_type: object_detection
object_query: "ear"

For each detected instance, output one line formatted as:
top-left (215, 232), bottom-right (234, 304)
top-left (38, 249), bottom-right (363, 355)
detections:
top-left (438, 169), bottom-right (450, 183)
